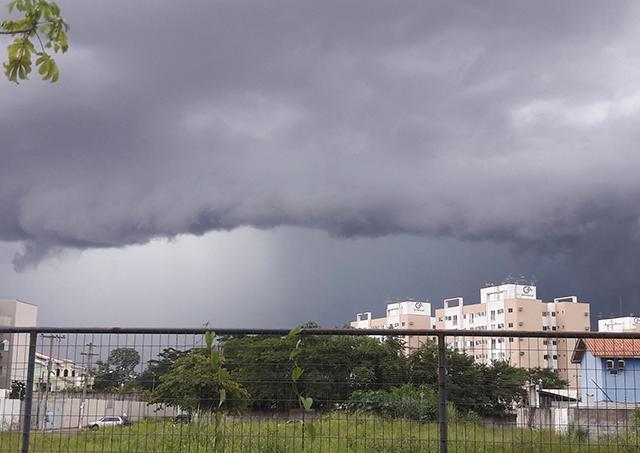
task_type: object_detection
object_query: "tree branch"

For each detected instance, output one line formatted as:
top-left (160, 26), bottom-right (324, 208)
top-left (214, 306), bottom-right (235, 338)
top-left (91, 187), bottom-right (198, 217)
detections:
top-left (0, 27), bottom-right (35, 34)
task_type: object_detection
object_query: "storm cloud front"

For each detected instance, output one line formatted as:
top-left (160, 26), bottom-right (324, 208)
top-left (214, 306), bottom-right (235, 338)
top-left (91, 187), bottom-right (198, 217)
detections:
top-left (1, 1), bottom-right (639, 324)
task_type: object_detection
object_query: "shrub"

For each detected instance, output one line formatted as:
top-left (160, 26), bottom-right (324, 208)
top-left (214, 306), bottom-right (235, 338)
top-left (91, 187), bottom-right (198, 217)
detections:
top-left (346, 385), bottom-right (438, 422)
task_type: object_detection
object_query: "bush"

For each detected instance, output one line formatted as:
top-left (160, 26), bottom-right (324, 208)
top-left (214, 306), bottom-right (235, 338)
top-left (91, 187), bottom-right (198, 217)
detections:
top-left (346, 385), bottom-right (438, 422)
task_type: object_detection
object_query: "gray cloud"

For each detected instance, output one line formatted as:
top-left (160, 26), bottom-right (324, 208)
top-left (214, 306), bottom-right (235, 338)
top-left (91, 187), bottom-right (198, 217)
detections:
top-left (1, 0), bottom-right (639, 311)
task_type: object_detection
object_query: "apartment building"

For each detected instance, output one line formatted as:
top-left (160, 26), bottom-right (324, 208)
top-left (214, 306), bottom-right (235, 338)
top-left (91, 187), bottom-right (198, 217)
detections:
top-left (0, 299), bottom-right (38, 390)
top-left (351, 300), bottom-right (435, 351)
top-left (434, 283), bottom-right (590, 385)
top-left (351, 283), bottom-right (591, 385)
top-left (598, 316), bottom-right (640, 332)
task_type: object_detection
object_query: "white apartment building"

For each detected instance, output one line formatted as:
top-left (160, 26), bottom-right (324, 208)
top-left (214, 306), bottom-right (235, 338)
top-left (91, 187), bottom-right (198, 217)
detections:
top-left (0, 300), bottom-right (38, 390)
top-left (598, 316), bottom-right (640, 332)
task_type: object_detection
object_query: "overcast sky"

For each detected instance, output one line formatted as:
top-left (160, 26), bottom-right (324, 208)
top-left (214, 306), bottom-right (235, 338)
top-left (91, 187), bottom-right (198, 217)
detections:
top-left (1, 1), bottom-right (639, 327)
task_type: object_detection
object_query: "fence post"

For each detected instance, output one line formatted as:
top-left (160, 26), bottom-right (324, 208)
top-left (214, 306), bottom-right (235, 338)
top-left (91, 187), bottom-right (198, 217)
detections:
top-left (437, 332), bottom-right (448, 453)
top-left (21, 330), bottom-right (37, 453)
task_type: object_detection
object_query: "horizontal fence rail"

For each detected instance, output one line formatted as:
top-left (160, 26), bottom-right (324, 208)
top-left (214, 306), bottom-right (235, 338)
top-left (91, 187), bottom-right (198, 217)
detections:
top-left (0, 327), bottom-right (637, 451)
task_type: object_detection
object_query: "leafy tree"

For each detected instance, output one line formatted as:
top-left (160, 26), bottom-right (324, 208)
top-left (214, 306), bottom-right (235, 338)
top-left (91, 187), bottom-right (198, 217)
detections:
top-left (527, 367), bottom-right (568, 389)
top-left (408, 342), bottom-right (529, 417)
top-left (148, 334), bottom-right (249, 414)
top-left (92, 347), bottom-right (141, 391)
top-left (10, 380), bottom-right (25, 400)
top-left (221, 329), bottom-right (407, 411)
top-left (408, 340), bottom-right (480, 413)
top-left (136, 347), bottom-right (190, 392)
top-left (1, 0), bottom-right (68, 82)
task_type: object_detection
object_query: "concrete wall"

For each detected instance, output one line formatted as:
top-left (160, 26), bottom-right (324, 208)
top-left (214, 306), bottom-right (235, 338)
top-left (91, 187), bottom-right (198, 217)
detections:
top-left (517, 406), bottom-right (636, 438)
top-left (0, 395), bottom-right (177, 432)
top-left (0, 397), bottom-right (22, 431)
top-left (31, 394), bottom-right (178, 431)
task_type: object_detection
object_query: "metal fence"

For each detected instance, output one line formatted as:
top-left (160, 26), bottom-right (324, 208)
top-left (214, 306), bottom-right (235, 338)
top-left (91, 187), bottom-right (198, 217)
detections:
top-left (0, 327), bottom-right (639, 452)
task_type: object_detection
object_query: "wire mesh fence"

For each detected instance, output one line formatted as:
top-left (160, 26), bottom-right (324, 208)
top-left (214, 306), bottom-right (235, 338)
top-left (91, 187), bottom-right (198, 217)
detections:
top-left (0, 327), bottom-right (639, 452)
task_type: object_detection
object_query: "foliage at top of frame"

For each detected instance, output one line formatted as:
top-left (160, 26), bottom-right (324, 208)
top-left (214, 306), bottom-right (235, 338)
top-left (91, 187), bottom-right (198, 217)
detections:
top-left (1, 0), bottom-right (68, 83)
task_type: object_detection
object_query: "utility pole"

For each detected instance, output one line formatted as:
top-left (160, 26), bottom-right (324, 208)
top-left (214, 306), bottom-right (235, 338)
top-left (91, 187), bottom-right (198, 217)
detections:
top-left (40, 334), bottom-right (65, 431)
top-left (78, 342), bottom-right (97, 429)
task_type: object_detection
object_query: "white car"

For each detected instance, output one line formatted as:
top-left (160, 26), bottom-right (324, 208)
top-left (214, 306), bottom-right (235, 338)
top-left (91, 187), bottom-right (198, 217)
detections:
top-left (88, 416), bottom-right (129, 430)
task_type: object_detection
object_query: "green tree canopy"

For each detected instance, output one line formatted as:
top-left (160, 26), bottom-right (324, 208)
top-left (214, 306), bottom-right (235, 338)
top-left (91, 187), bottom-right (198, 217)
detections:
top-left (148, 341), bottom-right (249, 414)
top-left (92, 347), bottom-right (141, 392)
top-left (221, 332), bottom-right (407, 411)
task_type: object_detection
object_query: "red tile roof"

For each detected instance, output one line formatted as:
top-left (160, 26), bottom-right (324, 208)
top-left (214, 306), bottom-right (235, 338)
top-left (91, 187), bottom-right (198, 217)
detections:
top-left (583, 338), bottom-right (640, 358)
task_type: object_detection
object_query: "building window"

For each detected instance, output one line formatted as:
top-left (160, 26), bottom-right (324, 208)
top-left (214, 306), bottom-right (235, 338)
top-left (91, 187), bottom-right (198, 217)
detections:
top-left (56, 368), bottom-right (60, 377)
top-left (544, 354), bottom-right (549, 359)
top-left (63, 369), bottom-right (68, 377)
top-left (508, 323), bottom-right (513, 328)
top-left (551, 326), bottom-right (557, 331)
top-left (490, 310), bottom-right (496, 321)
top-left (72, 370), bottom-right (76, 377)
top-left (551, 312), bottom-right (556, 316)
top-left (518, 307), bottom-right (523, 312)
top-left (518, 322), bottom-right (523, 327)
top-left (508, 308), bottom-right (513, 313)
top-left (552, 355), bottom-right (557, 360)
top-left (497, 309), bottom-right (504, 314)
top-left (508, 338), bottom-right (514, 342)
top-left (452, 315), bottom-right (458, 326)
top-left (584, 312), bottom-right (589, 317)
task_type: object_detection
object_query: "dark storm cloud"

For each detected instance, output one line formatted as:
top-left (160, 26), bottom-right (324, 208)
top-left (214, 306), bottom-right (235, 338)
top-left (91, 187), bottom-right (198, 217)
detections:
top-left (1, 0), bottom-right (640, 292)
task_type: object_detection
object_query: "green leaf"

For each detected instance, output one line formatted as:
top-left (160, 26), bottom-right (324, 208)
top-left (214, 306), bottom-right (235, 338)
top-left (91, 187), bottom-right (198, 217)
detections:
top-left (305, 422), bottom-right (317, 440)
top-left (300, 396), bottom-right (313, 411)
top-left (291, 366), bottom-right (304, 382)
top-left (288, 326), bottom-right (303, 339)
top-left (218, 388), bottom-right (226, 408)
top-left (205, 331), bottom-right (214, 350)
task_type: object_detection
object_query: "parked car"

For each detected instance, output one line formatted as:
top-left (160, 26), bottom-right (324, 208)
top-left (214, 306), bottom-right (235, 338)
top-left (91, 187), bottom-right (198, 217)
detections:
top-left (88, 416), bottom-right (132, 430)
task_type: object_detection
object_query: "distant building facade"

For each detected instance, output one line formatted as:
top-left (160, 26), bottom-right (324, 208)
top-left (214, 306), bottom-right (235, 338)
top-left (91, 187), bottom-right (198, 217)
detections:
top-left (351, 283), bottom-right (591, 384)
top-left (598, 316), bottom-right (640, 333)
top-left (0, 300), bottom-right (38, 390)
top-left (352, 300), bottom-right (435, 351)
top-left (35, 352), bottom-right (85, 392)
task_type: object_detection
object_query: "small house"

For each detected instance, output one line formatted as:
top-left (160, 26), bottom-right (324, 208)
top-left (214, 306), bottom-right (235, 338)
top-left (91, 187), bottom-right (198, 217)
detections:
top-left (571, 338), bottom-right (640, 404)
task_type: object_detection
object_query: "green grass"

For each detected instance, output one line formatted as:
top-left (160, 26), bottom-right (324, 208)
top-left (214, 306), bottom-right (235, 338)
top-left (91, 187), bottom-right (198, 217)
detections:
top-left (0, 414), bottom-right (640, 452)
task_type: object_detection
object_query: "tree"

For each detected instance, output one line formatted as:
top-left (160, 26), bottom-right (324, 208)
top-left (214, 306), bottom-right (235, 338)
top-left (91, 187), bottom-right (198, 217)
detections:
top-left (527, 367), bottom-right (568, 389)
top-left (1, 0), bottom-right (68, 82)
top-left (10, 380), bottom-right (25, 400)
top-left (136, 347), bottom-right (189, 392)
top-left (220, 330), bottom-right (407, 411)
top-left (148, 335), bottom-right (249, 414)
top-left (92, 347), bottom-right (140, 391)
top-left (408, 342), bottom-right (529, 417)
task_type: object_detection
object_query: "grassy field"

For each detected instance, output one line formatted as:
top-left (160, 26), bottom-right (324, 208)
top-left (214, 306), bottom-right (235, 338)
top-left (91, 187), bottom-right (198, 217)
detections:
top-left (0, 414), bottom-right (639, 452)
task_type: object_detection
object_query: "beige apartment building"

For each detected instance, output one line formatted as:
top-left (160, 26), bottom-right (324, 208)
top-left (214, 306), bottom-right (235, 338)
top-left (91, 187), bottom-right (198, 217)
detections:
top-left (351, 283), bottom-right (591, 386)
top-left (435, 284), bottom-right (590, 386)
top-left (351, 300), bottom-right (435, 352)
